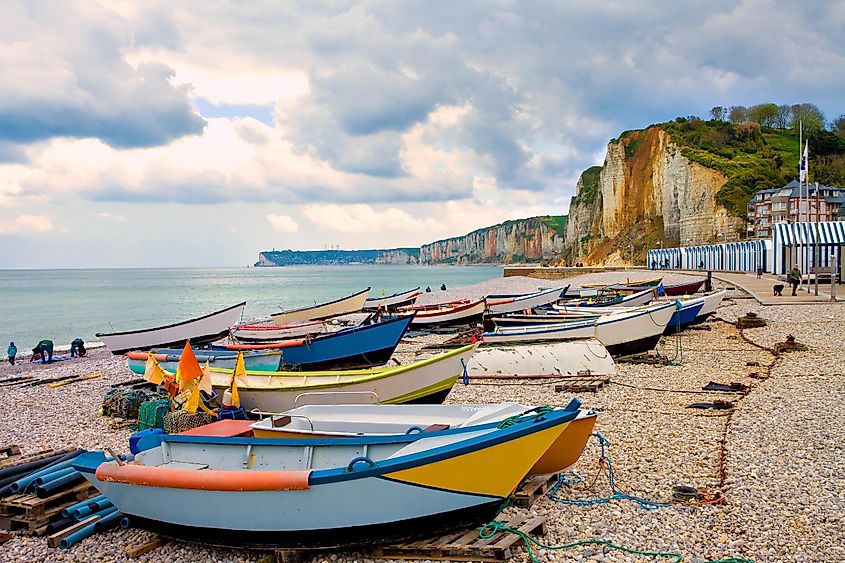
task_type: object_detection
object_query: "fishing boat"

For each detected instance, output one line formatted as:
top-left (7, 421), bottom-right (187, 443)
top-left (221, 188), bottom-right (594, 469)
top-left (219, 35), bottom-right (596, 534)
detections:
top-left (582, 276), bottom-right (663, 289)
top-left (407, 299), bottom-right (486, 328)
top-left (364, 288), bottom-right (422, 310)
top-left (663, 298), bottom-right (705, 334)
top-left (466, 339), bottom-right (615, 377)
top-left (485, 286), bottom-right (567, 314)
top-left (250, 399), bottom-right (597, 476)
top-left (270, 288), bottom-right (370, 325)
top-left (608, 278), bottom-right (704, 296)
top-left (691, 290), bottom-right (726, 323)
top-left (208, 344), bottom-right (478, 411)
top-left (74, 406), bottom-right (588, 547)
top-left (222, 314), bottom-right (414, 370)
top-left (125, 349), bottom-right (281, 375)
top-left (484, 301), bottom-right (676, 356)
top-left (96, 302), bottom-right (246, 355)
top-left (231, 320), bottom-right (331, 342)
top-left (554, 287), bottom-right (653, 309)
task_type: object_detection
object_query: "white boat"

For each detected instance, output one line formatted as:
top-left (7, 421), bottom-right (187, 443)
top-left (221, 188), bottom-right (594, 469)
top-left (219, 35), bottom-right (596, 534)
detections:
top-left (74, 407), bottom-right (588, 548)
top-left (209, 344), bottom-right (478, 412)
top-left (231, 320), bottom-right (331, 342)
top-left (271, 288), bottom-right (370, 325)
top-left (694, 290), bottom-right (726, 321)
top-left (555, 287), bottom-right (654, 309)
top-left (95, 302), bottom-right (246, 355)
top-left (485, 286), bottom-right (566, 314)
top-left (364, 288), bottom-right (422, 310)
top-left (484, 301), bottom-right (676, 356)
top-left (468, 339), bottom-right (615, 377)
top-left (407, 299), bottom-right (486, 328)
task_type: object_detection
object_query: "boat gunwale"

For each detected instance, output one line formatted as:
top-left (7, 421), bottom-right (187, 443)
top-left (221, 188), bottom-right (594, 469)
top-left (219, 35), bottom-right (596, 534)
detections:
top-left (95, 302), bottom-right (246, 338)
top-left (364, 287), bottom-right (421, 302)
top-left (272, 288), bottom-right (371, 317)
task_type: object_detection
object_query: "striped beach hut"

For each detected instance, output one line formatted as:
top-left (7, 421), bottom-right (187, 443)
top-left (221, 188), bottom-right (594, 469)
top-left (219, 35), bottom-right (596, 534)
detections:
top-left (647, 239), bottom-right (772, 273)
top-left (772, 221), bottom-right (845, 280)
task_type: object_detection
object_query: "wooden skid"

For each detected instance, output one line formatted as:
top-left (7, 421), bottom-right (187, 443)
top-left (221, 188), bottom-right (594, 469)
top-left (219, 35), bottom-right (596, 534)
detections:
top-left (513, 473), bottom-right (560, 507)
top-left (554, 378), bottom-right (609, 393)
top-left (0, 482), bottom-right (97, 534)
top-left (371, 515), bottom-right (545, 562)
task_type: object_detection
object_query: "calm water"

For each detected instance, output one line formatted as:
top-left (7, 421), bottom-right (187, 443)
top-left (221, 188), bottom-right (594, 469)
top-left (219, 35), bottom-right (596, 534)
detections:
top-left (0, 265), bottom-right (501, 352)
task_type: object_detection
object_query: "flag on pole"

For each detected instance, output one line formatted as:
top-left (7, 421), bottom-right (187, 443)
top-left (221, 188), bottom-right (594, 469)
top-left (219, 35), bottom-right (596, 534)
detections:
top-left (800, 141), bottom-right (808, 182)
top-left (143, 353), bottom-right (167, 385)
top-left (198, 360), bottom-right (213, 394)
top-left (184, 380), bottom-right (200, 414)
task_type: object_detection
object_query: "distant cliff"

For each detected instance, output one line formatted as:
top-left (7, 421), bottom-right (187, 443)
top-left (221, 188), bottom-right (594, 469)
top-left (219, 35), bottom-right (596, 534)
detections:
top-left (256, 248), bottom-right (419, 266)
top-left (419, 216), bottom-right (567, 264)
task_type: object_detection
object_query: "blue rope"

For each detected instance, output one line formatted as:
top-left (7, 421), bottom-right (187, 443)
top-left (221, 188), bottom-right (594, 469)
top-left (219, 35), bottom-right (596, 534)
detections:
top-left (549, 433), bottom-right (670, 510)
top-left (461, 358), bottom-right (469, 386)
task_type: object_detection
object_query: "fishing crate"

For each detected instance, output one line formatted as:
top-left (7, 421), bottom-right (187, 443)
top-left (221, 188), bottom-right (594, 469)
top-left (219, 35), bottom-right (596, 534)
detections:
top-left (371, 514), bottom-right (546, 562)
top-left (513, 473), bottom-right (560, 507)
top-left (0, 482), bottom-right (98, 534)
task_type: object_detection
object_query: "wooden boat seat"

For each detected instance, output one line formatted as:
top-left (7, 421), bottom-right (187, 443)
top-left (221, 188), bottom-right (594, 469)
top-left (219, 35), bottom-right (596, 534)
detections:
top-left (423, 424), bottom-right (450, 432)
top-left (272, 415), bottom-right (292, 428)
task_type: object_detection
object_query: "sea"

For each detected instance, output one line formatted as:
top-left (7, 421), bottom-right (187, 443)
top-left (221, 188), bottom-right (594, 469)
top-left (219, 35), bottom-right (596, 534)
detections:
top-left (0, 265), bottom-right (502, 353)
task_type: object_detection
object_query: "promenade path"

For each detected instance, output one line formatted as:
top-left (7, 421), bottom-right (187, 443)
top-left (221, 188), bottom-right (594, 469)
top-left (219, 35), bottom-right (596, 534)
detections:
top-left (707, 271), bottom-right (840, 306)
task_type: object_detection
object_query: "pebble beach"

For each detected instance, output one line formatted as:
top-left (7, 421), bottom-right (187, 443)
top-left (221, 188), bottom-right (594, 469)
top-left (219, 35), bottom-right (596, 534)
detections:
top-left (1, 274), bottom-right (843, 562)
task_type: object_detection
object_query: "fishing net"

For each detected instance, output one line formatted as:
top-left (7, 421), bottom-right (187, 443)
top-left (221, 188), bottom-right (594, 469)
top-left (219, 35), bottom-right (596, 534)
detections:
top-left (101, 388), bottom-right (168, 420)
top-left (163, 411), bottom-right (216, 434)
top-left (137, 400), bottom-right (170, 431)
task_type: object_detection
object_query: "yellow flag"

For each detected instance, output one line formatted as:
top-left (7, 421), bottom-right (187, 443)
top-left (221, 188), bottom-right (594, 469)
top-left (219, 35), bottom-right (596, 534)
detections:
top-left (198, 360), bottom-right (213, 394)
top-left (230, 373), bottom-right (240, 408)
top-left (233, 352), bottom-right (248, 385)
top-left (143, 353), bottom-right (166, 385)
top-left (184, 380), bottom-right (200, 414)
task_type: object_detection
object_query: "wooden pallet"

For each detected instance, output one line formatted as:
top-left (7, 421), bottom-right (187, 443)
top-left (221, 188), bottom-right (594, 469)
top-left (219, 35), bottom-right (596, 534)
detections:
top-left (371, 515), bottom-right (545, 562)
top-left (554, 377), bottom-right (609, 393)
top-left (513, 473), bottom-right (560, 507)
top-left (0, 482), bottom-right (97, 534)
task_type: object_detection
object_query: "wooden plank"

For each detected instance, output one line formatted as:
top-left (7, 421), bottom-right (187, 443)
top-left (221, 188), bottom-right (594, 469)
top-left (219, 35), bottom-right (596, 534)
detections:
top-left (47, 515), bottom-right (99, 548)
top-left (124, 537), bottom-right (169, 558)
top-left (490, 516), bottom-right (546, 550)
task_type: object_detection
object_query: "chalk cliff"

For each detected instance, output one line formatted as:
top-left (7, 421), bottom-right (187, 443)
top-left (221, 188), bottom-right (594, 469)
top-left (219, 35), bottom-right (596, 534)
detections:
top-left (561, 127), bottom-right (744, 265)
top-left (419, 217), bottom-right (567, 264)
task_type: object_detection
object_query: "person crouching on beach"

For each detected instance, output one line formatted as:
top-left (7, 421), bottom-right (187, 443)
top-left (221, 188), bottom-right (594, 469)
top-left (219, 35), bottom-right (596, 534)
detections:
top-left (31, 339), bottom-right (53, 364)
top-left (6, 342), bottom-right (16, 365)
top-left (70, 338), bottom-right (86, 357)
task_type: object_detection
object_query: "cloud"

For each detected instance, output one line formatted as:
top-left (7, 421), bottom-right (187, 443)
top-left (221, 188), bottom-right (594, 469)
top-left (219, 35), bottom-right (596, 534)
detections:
top-left (0, 1), bottom-right (205, 148)
top-left (0, 214), bottom-right (53, 235)
top-left (266, 214), bottom-right (299, 232)
top-left (97, 212), bottom-right (126, 221)
top-left (301, 204), bottom-right (446, 234)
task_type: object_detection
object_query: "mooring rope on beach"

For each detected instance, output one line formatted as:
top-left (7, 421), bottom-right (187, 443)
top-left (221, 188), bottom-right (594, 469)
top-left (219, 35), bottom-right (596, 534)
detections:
top-left (478, 520), bottom-right (755, 563)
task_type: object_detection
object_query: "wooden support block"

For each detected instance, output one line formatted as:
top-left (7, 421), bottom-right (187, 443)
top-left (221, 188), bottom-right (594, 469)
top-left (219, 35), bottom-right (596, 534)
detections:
top-left (275, 549), bottom-right (307, 563)
top-left (0, 445), bottom-right (22, 457)
top-left (47, 515), bottom-right (99, 548)
top-left (124, 537), bottom-right (169, 558)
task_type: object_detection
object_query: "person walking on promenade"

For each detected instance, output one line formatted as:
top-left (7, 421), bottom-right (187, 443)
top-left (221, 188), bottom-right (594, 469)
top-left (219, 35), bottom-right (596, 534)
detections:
top-left (31, 339), bottom-right (54, 363)
top-left (6, 342), bottom-right (16, 365)
top-left (787, 264), bottom-right (802, 296)
top-left (70, 338), bottom-right (86, 357)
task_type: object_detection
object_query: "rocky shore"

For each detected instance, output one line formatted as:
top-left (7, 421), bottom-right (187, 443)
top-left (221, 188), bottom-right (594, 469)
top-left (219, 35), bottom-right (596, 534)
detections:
top-left (1, 276), bottom-right (843, 562)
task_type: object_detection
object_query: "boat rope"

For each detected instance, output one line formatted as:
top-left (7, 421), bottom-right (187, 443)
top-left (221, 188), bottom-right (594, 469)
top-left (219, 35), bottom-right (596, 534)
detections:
top-left (460, 358), bottom-right (469, 385)
top-left (549, 433), bottom-right (670, 510)
top-left (496, 406), bottom-right (554, 429)
top-left (477, 520), bottom-right (755, 563)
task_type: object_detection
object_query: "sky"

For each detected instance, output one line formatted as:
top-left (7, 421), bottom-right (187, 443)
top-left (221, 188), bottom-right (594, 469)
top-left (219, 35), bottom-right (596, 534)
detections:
top-left (1, 0), bottom-right (844, 268)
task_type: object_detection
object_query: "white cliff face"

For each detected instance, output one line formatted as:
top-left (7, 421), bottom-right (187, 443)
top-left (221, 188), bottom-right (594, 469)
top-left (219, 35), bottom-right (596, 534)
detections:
top-left (375, 250), bottom-right (418, 264)
top-left (564, 127), bottom-right (744, 264)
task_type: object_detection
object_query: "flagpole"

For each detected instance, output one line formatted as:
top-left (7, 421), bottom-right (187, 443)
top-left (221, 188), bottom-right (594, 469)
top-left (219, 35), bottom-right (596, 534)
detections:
top-left (799, 120), bottom-right (803, 223)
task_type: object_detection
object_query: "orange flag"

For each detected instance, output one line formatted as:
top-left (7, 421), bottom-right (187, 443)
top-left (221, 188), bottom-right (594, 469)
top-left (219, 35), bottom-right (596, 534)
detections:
top-left (177, 341), bottom-right (203, 385)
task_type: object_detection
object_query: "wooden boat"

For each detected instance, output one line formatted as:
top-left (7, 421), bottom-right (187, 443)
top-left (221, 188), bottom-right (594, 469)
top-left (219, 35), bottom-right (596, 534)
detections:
top-left (582, 276), bottom-right (663, 289)
top-left (270, 288), bottom-right (370, 325)
top-left (663, 298), bottom-right (705, 334)
top-left (250, 399), bottom-right (597, 477)
top-left (231, 320), bottom-right (330, 342)
top-left (467, 339), bottom-right (615, 377)
top-left (483, 301), bottom-right (676, 356)
top-left (690, 290), bottom-right (726, 323)
top-left (208, 344), bottom-right (478, 411)
top-left (222, 314), bottom-right (414, 370)
top-left (74, 406), bottom-right (588, 547)
top-left (555, 288), bottom-right (653, 309)
top-left (662, 279), bottom-right (705, 296)
top-left (406, 299), bottom-right (486, 328)
top-left (485, 286), bottom-right (567, 314)
top-left (364, 288), bottom-right (421, 310)
top-left (95, 302), bottom-right (246, 355)
top-left (125, 349), bottom-right (281, 375)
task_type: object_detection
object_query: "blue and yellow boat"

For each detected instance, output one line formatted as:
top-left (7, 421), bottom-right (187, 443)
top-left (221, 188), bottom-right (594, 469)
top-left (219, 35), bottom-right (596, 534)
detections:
top-left (74, 406), bottom-right (592, 547)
